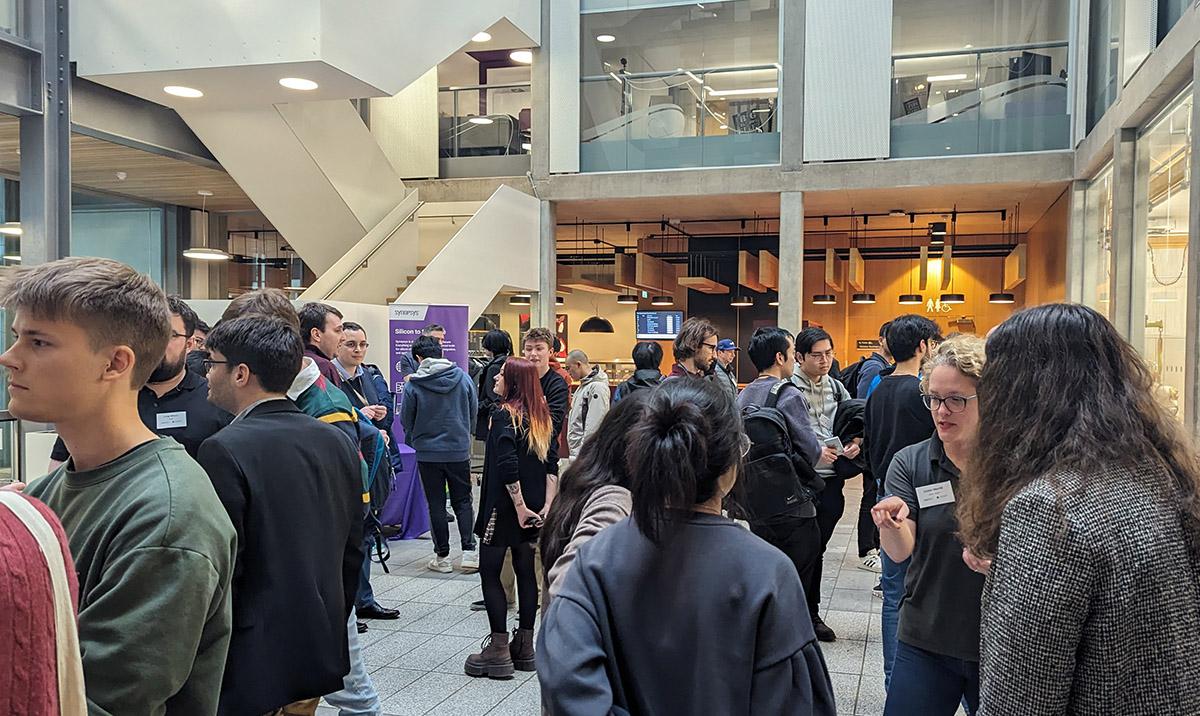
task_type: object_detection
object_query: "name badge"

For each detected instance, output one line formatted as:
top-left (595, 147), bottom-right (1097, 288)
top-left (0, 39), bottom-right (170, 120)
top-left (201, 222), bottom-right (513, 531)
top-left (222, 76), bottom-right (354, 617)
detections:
top-left (157, 411), bottom-right (188, 430)
top-left (915, 481), bottom-right (955, 509)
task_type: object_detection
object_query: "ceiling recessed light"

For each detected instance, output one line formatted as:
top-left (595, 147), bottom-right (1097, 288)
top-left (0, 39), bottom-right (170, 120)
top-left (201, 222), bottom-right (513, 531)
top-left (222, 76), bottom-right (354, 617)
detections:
top-left (471, 31), bottom-right (492, 43)
top-left (164, 86), bottom-right (203, 98)
top-left (964, 44), bottom-right (973, 49)
top-left (0, 222), bottom-right (21, 236)
top-left (521, 142), bottom-right (531, 150)
top-left (707, 87), bottom-right (778, 97)
top-left (596, 34), bottom-right (616, 43)
top-left (197, 189), bottom-right (214, 197)
top-left (279, 77), bottom-right (319, 91)
top-left (468, 116), bottom-right (494, 125)
top-left (510, 50), bottom-right (533, 64)
top-left (927, 73), bottom-right (968, 82)
top-left (3, 255), bottom-right (19, 261)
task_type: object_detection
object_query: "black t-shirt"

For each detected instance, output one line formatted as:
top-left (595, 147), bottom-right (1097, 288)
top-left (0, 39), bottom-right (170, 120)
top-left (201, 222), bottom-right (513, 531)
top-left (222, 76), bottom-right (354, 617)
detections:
top-left (540, 370), bottom-right (570, 474)
top-left (865, 374), bottom-right (934, 483)
top-left (50, 369), bottom-right (233, 462)
top-left (886, 436), bottom-right (985, 661)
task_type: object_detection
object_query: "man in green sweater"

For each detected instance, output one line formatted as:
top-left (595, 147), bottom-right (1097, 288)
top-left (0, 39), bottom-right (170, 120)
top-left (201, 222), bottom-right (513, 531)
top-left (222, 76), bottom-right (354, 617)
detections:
top-left (2, 257), bottom-right (236, 715)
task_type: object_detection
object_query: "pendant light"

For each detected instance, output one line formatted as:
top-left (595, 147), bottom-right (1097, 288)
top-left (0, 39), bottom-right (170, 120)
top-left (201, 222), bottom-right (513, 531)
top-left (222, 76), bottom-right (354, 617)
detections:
top-left (617, 293), bottom-right (638, 304)
top-left (989, 206), bottom-right (1017, 304)
top-left (939, 210), bottom-right (964, 305)
top-left (509, 294), bottom-right (531, 305)
top-left (813, 224), bottom-right (836, 305)
top-left (183, 190), bottom-right (231, 261)
top-left (768, 295), bottom-right (779, 307)
top-left (848, 213), bottom-right (875, 304)
top-left (898, 215), bottom-right (923, 304)
top-left (929, 220), bottom-right (947, 246)
top-left (731, 222), bottom-right (755, 307)
top-left (852, 293), bottom-right (876, 304)
top-left (556, 295), bottom-right (565, 306)
top-left (650, 224), bottom-right (673, 306)
top-left (580, 315), bottom-right (614, 332)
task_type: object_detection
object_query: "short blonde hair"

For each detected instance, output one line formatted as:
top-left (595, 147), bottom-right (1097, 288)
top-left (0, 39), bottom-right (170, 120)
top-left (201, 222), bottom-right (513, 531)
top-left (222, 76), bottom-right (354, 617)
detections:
top-left (223, 288), bottom-right (300, 330)
top-left (0, 257), bottom-right (170, 388)
top-left (921, 334), bottom-right (986, 392)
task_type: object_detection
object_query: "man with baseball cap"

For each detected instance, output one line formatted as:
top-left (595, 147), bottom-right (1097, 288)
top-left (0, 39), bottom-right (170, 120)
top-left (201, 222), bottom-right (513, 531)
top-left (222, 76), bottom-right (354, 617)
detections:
top-left (713, 338), bottom-right (740, 399)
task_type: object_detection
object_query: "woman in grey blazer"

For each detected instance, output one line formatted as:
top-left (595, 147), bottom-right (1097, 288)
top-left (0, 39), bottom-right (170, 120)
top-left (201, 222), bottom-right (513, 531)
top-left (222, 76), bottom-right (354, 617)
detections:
top-left (958, 303), bottom-right (1200, 715)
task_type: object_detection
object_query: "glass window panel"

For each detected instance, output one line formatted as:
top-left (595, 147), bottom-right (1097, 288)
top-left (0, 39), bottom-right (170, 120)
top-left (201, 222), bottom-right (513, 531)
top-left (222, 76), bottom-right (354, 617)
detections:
top-left (72, 207), bottom-right (165, 284)
top-left (1087, 0), bottom-right (1121, 130)
top-left (1137, 93), bottom-right (1191, 421)
top-left (1157, 0), bottom-right (1188, 45)
top-left (1084, 166), bottom-right (1113, 317)
top-left (580, 0), bottom-right (779, 171)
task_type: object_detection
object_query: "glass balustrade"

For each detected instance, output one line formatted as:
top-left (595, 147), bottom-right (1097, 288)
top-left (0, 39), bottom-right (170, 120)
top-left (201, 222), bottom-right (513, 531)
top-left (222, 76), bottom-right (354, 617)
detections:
top-left (438, 83), bottom-right (532, 159)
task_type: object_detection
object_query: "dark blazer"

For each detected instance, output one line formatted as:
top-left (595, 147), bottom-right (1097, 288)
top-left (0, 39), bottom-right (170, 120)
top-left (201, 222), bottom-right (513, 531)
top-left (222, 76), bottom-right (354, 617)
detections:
top-left (196, 399), bottom-right (364, 715)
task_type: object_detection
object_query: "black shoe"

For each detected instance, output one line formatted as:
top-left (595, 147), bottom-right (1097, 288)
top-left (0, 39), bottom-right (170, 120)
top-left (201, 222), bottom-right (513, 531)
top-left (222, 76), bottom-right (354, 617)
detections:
top-left (470, 599), bottom-right (487, 611)
top-left (447, 510), bottom-right (456, 523)
top-left (813, 618), bottom-right (837, 643)
top-left (356, 621), bottom-right (368, 634)
top-left (359, 604), bottom-right (400, 620)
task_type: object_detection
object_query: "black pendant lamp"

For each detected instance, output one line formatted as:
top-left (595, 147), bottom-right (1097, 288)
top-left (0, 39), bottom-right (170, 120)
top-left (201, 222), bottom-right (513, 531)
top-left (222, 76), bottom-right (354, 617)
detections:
top-left (616, 293), bottom-right (638, 304)
top-left (898, 217), bottom-right (922, 305)
top-left (988, 292), bottom-right (1015, 304)
top-left (989, 206), bottom-right (1016, 305)
top-left (812, 294), bottom-right (837, 305)
top-left (852, 292), bottom-right (876, 304)
top-left (580, 315), bottom-right (614, 332)
top-left (731, 294), bottom-right (755, 307)
top-left (509, 294), bottom-right (531, 305)
top-left (938, 212), bottom-right (964, 305)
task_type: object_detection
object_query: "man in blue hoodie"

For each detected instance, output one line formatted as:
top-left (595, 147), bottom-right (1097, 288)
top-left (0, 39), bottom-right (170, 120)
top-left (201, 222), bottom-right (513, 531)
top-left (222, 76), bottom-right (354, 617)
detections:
top-left (401, 335), bottom-right (480, 574)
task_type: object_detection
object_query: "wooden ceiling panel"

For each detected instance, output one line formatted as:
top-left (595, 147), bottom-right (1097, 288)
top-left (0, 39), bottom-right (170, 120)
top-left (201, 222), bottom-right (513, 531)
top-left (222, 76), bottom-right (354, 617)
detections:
top-left (0, 115), bottom-right (256, 213)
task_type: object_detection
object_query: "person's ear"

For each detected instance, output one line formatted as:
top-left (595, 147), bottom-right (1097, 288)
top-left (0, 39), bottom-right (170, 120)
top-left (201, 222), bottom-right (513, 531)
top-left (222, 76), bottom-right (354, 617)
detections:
top-left (233, 364), bottom-right (252, 388)
top-left (100, 345), bottom-right (137, 385)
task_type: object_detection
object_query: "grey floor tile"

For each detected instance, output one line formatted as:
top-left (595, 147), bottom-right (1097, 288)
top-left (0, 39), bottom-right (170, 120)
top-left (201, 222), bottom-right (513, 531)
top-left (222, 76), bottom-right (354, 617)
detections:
top-left (386, 577), bottom-right (454, 602)
top-left (426, 676), bottom-right (523, 715)
top-left (364, 630), bottom-right (436, 668)
top-left (867, 611), bottom-right (884, 643)
top-left (863, 639), bottom-right (884, 678)
top-left (855, 673), bottom-right (887, 715)
top-left (391, 634), bottom-right (480, 672)
top-left (486, 679), bottom-right (542, 716)
top-left (441, 609), bottom-right (499, 638)
top-left (369, 666), bottom-right (426, 701)
top-left (836, 569), bottom-right (883, 591)
top-left (823, 609), bottom-right (872, 642)
top-left (821, 638), bottom-right (867, 675)
top-left (360, 615), bottom-right (407, 633)
top-left (379, 671), bottom-right (473, 716)
top-left (406, 604), bottom-right (476, 635)
top-left (414, 578), bottom-right (481, 606)
top-left (828, 587), bottom-right (877, 614)
top-left (829, 671), bottom-right (860, 715)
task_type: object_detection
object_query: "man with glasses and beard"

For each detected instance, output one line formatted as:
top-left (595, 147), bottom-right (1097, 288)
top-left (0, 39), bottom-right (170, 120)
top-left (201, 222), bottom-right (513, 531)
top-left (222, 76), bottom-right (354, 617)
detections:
top-left (47, 296), bottom-right (232, 469)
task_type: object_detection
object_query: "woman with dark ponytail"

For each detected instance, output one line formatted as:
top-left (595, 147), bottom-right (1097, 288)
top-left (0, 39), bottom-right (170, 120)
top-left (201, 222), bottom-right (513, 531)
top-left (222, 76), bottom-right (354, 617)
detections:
top-left (537, 379), bottom-right (837, 715)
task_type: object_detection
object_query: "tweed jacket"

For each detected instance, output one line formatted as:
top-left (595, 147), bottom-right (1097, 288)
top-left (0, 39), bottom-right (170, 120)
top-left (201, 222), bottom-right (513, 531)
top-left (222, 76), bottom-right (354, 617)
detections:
top-left (978, 464), bottom-right (1200, 715)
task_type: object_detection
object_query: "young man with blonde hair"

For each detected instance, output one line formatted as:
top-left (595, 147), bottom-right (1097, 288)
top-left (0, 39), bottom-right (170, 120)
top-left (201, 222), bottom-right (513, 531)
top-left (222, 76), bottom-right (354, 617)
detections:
top-left (4, 257), bottom-right (236, 715)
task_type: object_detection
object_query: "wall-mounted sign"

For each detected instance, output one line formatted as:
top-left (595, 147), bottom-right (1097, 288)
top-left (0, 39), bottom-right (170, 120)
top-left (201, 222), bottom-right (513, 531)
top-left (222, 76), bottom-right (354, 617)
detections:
top-left (925, 298), bottom-right (953, 314)
top-left (856, 339), bottom-right (881, 352)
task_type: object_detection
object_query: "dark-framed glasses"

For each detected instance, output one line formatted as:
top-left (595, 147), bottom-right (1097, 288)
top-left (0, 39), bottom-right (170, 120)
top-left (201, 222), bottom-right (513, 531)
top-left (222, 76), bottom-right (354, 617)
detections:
top-left (201, 358), bottom-right (229, 373)
top-left (921, 394), bottom-right (978, 413)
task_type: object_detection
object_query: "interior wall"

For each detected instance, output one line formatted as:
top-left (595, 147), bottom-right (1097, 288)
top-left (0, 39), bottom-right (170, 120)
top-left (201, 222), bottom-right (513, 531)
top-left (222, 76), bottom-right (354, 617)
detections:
top-left (1025, 188), bottom-right (1070, 306)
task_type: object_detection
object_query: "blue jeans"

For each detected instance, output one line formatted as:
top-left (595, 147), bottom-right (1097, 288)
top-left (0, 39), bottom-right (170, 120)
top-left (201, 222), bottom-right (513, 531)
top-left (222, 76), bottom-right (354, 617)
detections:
top-left (883, 640), bottom-right (979, 715)
top-left (324, 608), bottom-right (381, 715)
top-left (357, 531), bottom-right (380, 610)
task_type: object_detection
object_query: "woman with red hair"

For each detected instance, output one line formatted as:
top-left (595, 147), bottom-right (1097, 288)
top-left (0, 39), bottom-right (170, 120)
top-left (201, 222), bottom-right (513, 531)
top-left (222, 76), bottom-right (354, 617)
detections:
top-left (466, 357), bottom-right (554, 679)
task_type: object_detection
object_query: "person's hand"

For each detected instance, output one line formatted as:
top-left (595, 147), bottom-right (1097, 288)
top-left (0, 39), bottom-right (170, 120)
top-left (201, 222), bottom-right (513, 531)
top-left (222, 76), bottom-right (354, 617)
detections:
top-left (516, 505), bottom-right (542, 528)
top-left (379, 428), bottom-right (390, 446)
top-left (962, 548), bottom-right (993, 576)
top-left (363, 405), bottom-right (388, 421)
top-left (817, 446), bottom-right (838, 467)
top-left (0, 481), bottom-right (25, 493)
top-left (871, 496), bottom-right (909, 530)
top-left (842, 442), bottom-right (862, 460)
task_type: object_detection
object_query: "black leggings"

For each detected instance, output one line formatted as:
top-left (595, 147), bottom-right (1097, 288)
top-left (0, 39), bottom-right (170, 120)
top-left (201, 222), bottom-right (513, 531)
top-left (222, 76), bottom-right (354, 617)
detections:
top-left (480, 542), bottom-right (537, 634)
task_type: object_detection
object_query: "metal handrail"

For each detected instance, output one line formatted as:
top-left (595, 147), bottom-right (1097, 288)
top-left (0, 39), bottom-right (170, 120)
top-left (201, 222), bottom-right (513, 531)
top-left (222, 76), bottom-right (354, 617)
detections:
top-left (892, 41), bottom-right (1068, 62)
top-left (581, 62), bottom-right (780, 82)
top-left (320, 199), bottom-right (425, 300)
top-left (438, 82), bottom-right (531, 92)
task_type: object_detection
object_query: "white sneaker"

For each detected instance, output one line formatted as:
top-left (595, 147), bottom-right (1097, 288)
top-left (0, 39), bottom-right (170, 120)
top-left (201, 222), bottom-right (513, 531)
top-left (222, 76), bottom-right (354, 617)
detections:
top-left (427, 556), bottom-right (453, 574)
top-left (460, 549), bottom-right (480, 573)
top-left (859, 549), bottom-right (883, 573)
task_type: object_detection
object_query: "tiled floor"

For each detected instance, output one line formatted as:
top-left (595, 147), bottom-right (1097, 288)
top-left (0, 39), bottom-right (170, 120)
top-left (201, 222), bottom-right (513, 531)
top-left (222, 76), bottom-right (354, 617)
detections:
top-left (329, 480), bottom-right (889, 715)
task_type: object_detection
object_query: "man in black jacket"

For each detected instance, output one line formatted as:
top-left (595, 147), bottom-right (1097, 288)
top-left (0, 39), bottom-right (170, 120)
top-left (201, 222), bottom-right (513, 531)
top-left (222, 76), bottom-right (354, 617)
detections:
top-left (198, 316), bottom-right (364, 715)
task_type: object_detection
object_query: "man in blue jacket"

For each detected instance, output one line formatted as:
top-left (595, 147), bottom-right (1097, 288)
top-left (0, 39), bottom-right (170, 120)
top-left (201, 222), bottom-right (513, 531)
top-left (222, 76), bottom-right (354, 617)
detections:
top-left (401, 335), bottom-right (480, 573)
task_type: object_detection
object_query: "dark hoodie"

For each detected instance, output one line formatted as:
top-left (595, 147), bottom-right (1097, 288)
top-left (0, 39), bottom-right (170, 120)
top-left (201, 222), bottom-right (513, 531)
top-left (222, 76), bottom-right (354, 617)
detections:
top-left (613, 368), bottom-right (663, 403)
top-left (399, 358), bottom-right (479, 462)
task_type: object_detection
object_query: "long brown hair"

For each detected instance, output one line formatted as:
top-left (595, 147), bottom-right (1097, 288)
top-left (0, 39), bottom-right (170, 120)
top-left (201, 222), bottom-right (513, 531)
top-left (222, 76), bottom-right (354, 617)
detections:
top-left (957, 303), bottom-right (1200, 558)
top-left (498, 357), bottom-right (553, 461)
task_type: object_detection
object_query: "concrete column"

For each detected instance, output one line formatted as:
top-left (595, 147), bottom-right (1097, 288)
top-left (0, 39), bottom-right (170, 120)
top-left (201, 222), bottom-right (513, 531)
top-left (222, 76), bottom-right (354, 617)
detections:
top-left (1066, 179), bottom-right (1088, 304)
top-left (1110, 127), bottom-right (1138, 340)
top-left (534, 199), bottom-right (557, 328)
top-left (779, 0), bottom-right (806, 171)
top-left (778, 191), bottom-right (805, 331)
top-left (530, 0), bottom-right (551, 179)
top-left (1185, 53), bottom-right (1200, 437)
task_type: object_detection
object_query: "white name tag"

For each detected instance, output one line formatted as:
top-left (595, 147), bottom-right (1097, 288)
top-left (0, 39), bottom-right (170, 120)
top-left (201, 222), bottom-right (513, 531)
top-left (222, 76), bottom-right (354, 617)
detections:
top-left (156, 411), bottom-right (188, 430)
top-left (915, 481), bottom-right (955, 509)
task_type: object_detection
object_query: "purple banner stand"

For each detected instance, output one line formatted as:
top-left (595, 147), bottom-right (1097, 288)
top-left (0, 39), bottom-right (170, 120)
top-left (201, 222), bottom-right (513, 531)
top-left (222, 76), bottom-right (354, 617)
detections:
top-left (386, 304), bottom-right (470, 540)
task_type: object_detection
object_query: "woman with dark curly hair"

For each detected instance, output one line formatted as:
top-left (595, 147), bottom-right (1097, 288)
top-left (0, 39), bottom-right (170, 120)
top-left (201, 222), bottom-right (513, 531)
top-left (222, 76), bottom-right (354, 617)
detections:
top-left (957, 303), bottom-right (1200, 716)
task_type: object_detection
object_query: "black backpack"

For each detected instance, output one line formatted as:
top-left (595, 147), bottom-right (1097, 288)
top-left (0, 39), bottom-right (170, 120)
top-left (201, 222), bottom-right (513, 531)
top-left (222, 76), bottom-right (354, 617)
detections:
top-left (740, 380), bottom-right (820, 524)
top-left (838, 357), bottom-right (870, 399)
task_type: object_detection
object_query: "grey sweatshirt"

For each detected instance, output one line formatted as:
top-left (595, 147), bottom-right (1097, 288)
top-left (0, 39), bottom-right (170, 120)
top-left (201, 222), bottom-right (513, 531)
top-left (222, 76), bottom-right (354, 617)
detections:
top-left (400, 358), bottom-right (479, 462)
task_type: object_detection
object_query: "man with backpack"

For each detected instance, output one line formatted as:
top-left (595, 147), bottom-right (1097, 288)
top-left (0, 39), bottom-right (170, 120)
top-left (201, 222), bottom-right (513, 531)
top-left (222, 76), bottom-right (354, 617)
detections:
top-left (738, 327), bottom-right (838, 642)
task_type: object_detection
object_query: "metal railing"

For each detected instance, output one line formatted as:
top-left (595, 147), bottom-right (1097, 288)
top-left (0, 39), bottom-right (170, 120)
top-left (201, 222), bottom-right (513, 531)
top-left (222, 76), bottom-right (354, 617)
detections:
top-left (439, 82), bottom-right (531, 158)
top-left (312, 198), bottom-right (425, 301)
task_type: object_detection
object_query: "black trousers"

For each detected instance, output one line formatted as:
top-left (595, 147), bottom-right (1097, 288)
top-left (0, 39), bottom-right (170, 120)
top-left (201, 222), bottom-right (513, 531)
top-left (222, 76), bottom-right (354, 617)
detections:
top-left (417, 460), bottom-right (476, 557)
top-left (810, 476), bottom-right (847, 616)
top-left (480, 542), bottom-right (537, 633)
top-left (858, 471), bottom-right (880, 557)
top-left (751, 516), bottom-right (823, 620)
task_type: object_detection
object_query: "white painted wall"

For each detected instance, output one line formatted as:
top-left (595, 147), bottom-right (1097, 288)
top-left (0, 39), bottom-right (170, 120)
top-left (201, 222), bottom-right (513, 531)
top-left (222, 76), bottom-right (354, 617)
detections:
top-left (371, 68), bottom-right (440, 180)
top-left (548, 0), bottom-right (582, 173)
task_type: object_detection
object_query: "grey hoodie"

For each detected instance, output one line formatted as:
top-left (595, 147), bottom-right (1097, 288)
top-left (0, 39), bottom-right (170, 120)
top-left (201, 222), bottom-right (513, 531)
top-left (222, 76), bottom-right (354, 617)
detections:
top-left (399, 358), bottom-right (479, 462)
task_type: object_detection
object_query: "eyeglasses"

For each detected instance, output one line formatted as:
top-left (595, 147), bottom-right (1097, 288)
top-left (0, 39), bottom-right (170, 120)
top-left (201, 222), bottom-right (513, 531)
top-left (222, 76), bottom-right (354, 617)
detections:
top-left (921, 394), bottom-right (978, 413)
top-left (171, 332), bottom-right (189, 340)
top-left (342, 341), bottom-right (370, 350)
top-left (738, 433), bottom-right (752, 458)
top-left (201, 359), bottom-right (229, 373)
top-left (702, 341), bottom-right (719, 350)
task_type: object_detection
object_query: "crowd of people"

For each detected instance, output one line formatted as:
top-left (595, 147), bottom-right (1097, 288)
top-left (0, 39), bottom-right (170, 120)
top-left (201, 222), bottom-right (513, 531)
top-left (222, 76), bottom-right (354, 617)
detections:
top-left (2, 255), bottom-right (1199, 715)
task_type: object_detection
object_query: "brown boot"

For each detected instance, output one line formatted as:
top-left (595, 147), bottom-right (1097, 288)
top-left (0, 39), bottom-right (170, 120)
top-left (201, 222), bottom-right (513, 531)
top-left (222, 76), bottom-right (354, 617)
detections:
top-left (509, 628), bottom-right (536, 671)
top-left (464, 632), bottom-right (514, 679)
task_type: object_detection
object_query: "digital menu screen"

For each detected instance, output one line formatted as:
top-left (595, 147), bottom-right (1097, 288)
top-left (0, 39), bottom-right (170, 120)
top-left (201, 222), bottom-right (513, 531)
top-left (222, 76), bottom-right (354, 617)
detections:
top-left (635, 310), bottom-right (685, 339)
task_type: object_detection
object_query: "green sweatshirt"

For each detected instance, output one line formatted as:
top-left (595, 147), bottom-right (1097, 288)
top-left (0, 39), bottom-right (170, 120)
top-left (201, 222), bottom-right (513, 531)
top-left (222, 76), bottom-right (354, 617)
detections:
top-left (26, 438), bottom-right (237, 716)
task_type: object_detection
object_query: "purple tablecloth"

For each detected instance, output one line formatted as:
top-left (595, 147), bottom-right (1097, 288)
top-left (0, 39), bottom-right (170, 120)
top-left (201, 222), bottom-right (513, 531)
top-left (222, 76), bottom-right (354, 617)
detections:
top-left (381, 444), bottom-right (430, 540)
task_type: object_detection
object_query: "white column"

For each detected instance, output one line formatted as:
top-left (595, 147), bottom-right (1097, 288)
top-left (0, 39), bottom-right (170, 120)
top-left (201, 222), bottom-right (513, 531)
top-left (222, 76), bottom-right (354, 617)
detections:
top-left (1184, 52), bottom-right (1200, 437)
top-left (778, 191), bottom-right (805, 331)
top-left (535, 199), bottom-right (557, 329)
